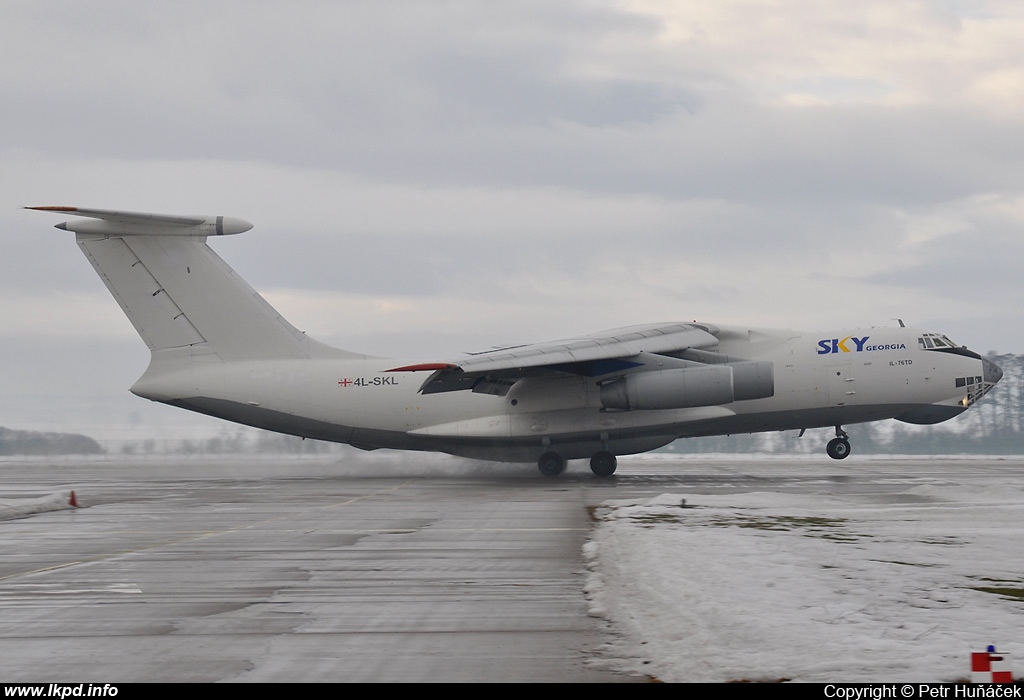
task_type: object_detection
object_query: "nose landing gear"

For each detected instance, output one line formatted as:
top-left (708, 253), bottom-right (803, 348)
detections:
top-left (826, 427), bottom-right (851, 460)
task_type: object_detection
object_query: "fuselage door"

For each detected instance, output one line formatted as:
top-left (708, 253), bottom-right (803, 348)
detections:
top-left (826, 362), bottom-right (855, 407)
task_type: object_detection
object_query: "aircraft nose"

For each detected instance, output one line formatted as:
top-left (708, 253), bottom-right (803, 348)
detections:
top-left (982, 357), bottom-right (1003, 386)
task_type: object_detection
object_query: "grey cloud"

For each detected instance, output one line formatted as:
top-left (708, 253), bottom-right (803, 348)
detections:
top-left (414, 52), bottom-right (689, 127)
top-left (6, 3), bottom-right (1024, 211)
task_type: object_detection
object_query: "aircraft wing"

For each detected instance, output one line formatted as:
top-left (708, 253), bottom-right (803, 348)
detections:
top-left (389, 322), bottom-right (721, 394)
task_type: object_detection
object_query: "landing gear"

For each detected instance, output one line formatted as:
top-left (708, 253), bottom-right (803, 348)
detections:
top-left (537, 451), bottom-right (566, 476)
top-left (536, 450), bottom-right (618, 477)
top-left (826, 438), bottom-right (850, 460)
top-left (590, 451), bottom-right (617, 477)
top-left (826, 427), bottom-right (851, 460)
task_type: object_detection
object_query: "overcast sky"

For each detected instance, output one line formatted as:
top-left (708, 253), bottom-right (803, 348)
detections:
top-left (2, 1), bottom-right (1023, 438)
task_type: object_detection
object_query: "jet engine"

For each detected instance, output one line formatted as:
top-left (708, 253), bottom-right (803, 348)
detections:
top-left (599, 362), bottom-right (773, 411)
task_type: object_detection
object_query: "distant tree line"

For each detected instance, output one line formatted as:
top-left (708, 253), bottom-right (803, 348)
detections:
top-left (0, 427), bottom-right (103, 456)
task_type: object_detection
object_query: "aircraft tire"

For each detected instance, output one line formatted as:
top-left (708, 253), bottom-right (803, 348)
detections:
top-left (538, 452), bottom-right (566, 476)
top-left (826, 438), bottom-right (851, 460)
top-left (590, 451), bottom-right (617, 477)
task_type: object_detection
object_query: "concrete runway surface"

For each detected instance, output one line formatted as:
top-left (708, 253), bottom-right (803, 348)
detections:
top-left (0, 454), bottom-right (1018, 682)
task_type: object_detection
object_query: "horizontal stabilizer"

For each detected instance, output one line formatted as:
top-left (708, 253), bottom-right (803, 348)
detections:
top-left (26, 206), bottom-right (252, 237)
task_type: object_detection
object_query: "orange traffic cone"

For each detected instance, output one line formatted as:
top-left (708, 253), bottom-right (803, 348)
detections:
top-left (69, 490), bottom-right (79, 508)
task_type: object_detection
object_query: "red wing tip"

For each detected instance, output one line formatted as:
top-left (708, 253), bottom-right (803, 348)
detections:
top-left (386, 363), bottom-right (457, 372)
top-left (25, 206), bottom-right (78, 212)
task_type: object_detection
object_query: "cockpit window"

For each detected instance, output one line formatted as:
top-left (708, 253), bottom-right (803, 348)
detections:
top-left (918, 333), bottom-right (959, 350)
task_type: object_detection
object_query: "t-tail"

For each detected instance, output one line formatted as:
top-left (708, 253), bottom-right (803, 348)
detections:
top-left (28, 206), bottom-right (360, 381)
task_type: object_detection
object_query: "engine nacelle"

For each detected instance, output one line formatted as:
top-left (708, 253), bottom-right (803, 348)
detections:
top-left (599, 362), bottom-right (773, 411)
top-left (728, 360), bottom-right (775, 401)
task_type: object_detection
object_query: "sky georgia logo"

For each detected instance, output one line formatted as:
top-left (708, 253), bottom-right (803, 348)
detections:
top-left (816, 336), bottom-right (907, 355)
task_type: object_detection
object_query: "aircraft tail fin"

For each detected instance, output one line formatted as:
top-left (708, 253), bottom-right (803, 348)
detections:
top-left (30, 207), bottom-right (355, 362)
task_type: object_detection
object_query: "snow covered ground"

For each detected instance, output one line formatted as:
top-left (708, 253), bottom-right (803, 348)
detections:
top-left (584, 458), bottom-right (1024, 682)
top-left (0, 491), bottom-right (76, 521)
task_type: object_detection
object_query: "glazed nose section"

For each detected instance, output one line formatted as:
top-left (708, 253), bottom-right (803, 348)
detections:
top-left (983, 357), bottom-right (1003, 386)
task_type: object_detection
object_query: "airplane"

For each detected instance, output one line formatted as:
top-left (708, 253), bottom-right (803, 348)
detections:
top-left (29, 206), bottom-right (1003, 477)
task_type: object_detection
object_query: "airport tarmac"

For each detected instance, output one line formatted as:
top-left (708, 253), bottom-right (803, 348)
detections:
top-left (1, 454), bottom-right (1020, 682)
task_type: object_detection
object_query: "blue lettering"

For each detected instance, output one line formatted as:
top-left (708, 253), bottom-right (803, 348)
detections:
top-left (817, 336), bottom-right (907, 354)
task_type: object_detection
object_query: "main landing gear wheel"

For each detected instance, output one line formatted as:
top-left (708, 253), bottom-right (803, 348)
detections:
top-left (826, 437), bottom-right (851, 460)
top-left (538, 451), bottom-right (566, 477)
top-left (590, 451), bottom-right (617, 477)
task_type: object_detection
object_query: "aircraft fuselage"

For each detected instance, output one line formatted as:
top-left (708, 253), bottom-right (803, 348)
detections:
top-left (130, 323), bottom-right (999, 463)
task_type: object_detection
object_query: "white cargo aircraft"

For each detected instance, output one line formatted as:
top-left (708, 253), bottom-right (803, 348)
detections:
top-left (31, 206), bottom-right (1003, 476)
